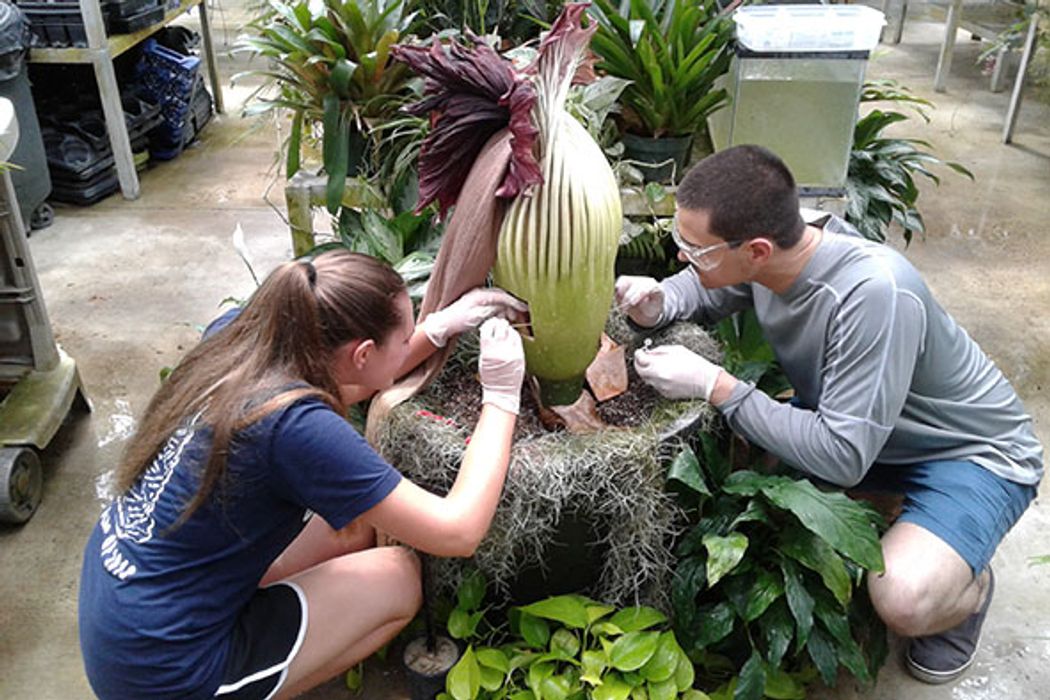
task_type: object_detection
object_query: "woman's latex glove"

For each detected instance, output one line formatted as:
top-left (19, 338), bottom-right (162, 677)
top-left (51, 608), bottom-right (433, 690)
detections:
top-left (479, 318), bottom-right (526, 415)
top-left (633, 344), bottom-right (722, 402)
top-left (421, 287), bottom-right (529, 348)
top-left (614, 276), bottom-right (665, 327)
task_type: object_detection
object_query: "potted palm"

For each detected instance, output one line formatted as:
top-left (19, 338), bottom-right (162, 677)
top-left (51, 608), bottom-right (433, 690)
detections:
top-left (588, 0), bottom-right (734, 182)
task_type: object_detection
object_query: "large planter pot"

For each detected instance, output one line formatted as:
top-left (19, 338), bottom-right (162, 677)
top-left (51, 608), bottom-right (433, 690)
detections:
top-left (375, 314), bottom-right (723, 608)
top-left (622, 132), bottom-right (694, 183)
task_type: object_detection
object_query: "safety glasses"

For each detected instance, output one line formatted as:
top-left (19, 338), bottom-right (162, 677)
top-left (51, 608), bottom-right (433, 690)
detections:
top-left (670, 218), bottom-right (735, 271)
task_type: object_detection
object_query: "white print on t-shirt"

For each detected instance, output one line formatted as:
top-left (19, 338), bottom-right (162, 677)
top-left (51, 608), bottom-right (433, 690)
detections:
top-left (96, 422), bottom-right (197, 580)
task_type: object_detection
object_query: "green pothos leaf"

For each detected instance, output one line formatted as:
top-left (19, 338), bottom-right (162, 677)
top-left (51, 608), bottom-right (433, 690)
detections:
top-left (703, 533), bottom-right (749, 587)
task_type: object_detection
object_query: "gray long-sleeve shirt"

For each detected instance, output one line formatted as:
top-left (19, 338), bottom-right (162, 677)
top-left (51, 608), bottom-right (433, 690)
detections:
top-left (658, 217), bottom-right (1044, 488)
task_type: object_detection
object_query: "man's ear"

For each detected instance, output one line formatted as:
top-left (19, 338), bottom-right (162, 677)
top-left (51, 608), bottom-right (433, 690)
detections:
top-left (745, 237), bottom-right (775, 265)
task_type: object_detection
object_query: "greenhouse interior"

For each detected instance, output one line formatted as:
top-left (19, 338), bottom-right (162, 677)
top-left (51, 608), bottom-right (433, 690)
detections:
top-left (0, 0), bottom-right (1047, 698)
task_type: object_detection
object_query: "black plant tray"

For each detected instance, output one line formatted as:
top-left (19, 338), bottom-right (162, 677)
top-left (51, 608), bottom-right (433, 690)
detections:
top-left (51, 169), bottom-right (120, 205)
top-left (109, 4), bottom-right (163, 33)
top-left (42, 128), bottom-right (115, 181)
top-left (17, 2), bottom-right (112, 48)
top-left (108, 0), bottom-right (161, 19)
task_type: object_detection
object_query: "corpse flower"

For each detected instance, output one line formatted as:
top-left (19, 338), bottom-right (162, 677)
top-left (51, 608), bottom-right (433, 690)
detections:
top-left (391, 3), bottom-right (622, 408)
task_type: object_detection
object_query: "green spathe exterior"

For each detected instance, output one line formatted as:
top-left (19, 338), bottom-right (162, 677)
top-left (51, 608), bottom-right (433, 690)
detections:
top-left (493, 111), bottom-right (621, 405)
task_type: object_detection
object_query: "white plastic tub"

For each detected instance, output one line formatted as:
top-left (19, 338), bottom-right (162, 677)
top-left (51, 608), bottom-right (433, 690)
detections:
top-left (734, 4), bottom-right (886, 53)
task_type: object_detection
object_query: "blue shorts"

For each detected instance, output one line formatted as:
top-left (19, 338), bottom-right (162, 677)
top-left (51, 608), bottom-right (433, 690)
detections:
top-left (854, 460), bottom-right (1037, 576)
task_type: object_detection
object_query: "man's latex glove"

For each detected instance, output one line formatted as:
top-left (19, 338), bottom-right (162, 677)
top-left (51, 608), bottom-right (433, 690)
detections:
top-left (421, 287), bottom-right (529, 348)
top-left (479, 318), bottom-right (526, 415)
top-left (614, 276), bottom-right (664, 327)
top-left (634, 344), bottom-right (722, 402)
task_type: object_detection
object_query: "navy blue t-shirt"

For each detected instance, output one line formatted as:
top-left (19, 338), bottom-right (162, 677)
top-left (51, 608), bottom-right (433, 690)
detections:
top-left (78, 397), bottom-right (402, 699)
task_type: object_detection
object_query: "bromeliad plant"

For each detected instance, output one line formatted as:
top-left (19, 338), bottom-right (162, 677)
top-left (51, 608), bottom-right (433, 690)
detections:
top-left (235, 0), bottom-right (422, 213)
top-left (587, 0), bottom-right (734, 139)
top-left (442, 571), bottom-right (708, 700)
top-left (668, 437), bottom-right (888, 699)
top-left (393, 4), bottom-right (623, 407)
top-left (846, 80), bottom-right (974, 245)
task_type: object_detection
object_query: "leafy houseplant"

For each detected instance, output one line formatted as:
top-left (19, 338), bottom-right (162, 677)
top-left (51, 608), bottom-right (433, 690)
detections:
top-left (668, 438), bottom-right (887, 699)
top-left (417, 0), bottom-right (564, 45)
top-left (441, 572), bottom-right (708, 700)
top-left (846, 80), bottom-right (974, 245)
top-left (588, 0), bottom-right (733, 181)
top-left (235, 0), bottom-right (421, 213)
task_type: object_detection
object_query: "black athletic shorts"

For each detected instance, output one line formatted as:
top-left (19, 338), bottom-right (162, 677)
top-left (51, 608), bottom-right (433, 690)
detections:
top-left (213, 582), bottom-right (307, 699)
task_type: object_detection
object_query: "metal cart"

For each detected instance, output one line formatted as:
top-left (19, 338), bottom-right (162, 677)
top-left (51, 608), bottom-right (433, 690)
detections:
top-left (0, 97), bottom-right (89, 524)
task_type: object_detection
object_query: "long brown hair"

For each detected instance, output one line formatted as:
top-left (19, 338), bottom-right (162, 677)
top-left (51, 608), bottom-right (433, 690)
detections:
top-left (115, 250), bottom-right (407, 522)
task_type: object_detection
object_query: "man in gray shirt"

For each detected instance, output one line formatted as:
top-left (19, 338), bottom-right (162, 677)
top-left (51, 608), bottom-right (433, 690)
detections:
top-left (617, 145), bottom-right (1042, 684)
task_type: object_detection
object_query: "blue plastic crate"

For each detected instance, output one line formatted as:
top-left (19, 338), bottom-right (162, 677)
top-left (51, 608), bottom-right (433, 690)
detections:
top-left (136, 38), bottom-right (199, 127)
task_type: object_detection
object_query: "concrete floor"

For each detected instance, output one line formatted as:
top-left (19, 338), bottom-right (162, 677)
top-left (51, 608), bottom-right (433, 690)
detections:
top-left (0, 2), bottom-right (1047, 699)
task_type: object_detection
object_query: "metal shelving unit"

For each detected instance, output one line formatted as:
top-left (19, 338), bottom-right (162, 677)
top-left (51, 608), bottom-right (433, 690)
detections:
top-left (26, 0), bottom-right (225, 199)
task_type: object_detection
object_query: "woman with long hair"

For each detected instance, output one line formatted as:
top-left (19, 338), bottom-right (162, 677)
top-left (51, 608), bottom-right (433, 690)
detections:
top-left (79, 250), bottom-right (527, 699)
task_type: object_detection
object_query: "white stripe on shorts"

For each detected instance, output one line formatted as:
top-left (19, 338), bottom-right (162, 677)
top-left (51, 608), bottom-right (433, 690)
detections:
top-left (214, 580), bottom-right (310, 699)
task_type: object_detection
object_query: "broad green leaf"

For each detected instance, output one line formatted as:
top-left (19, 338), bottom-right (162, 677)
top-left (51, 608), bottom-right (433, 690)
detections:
top-left (285, 109), bottom-right (303, 178)
top-left (551, 629), bottom-right (581, 659)
top-left (672, 556), bottom-right (705, 635)
top-left (510, 692), bottom-right (537, 700)
top-left (477, 648), bottom-right (509, 674)
top-left (593, 673), bottom-right (633, 700)
top-left (703, 533), bottom-right (749, 587)
top-left (609, 631), bottom-right (661, 671)
top-left (587, 604), bottom-right (616, 625)
top-left (328, 57), bottom-right (358, 97)
top-left (510, 651), bottom-right (541, 672)
top-left (592, 621), bottom-right (625, 638)
top-left (608, 607), bottom-right (667, 633)
top-left (638, 632), bottom-right (678, 682)
top-left (779, 559), bottom-right (814, 651)
top-left (729, 499), bottom-right (771, 529)
top-left (457, 569), bottom-right (486, 611)
top-left (815, 606), bottom-right (869, 683)
top-left (538, 673), bottom-right (572, 700)
top-left (673, 653), bottom-right (695, 692)
top-left (742, 568), bottom-right (784, 622)
top-left (697, 433), bottom-right (731, 486)
top-left (721, 470), bottom-right (775, 497)
top-left (733, 650), bottom-right (766, 700)
top-left (779, 526), bottom-right (852, 606)
top-left (448, 608), bottom-right (474, 640)
top-left (480, 666), bottom-right (504, 692)
top-left (681, 692), bottom-right (711, 700)
top-left (527, 661), bottom-right (554, 695)
top-left (806, 626), bottom-right (839, 686)
top-left (581, 649), bottom-right (607, 686)
top-left (691, 602), bottom-right (736, 648)
top-left (447, 646), bottom-right (481, 700)
top-left (647, 677), bottom-right (677, 700)
top-left (321, 94), bottom-right (348, 214)
top-left (668, 446), bottom-right (710, 497)
top-left (757, 600), bottom-right (793, 668)
top-left (761, 664), bottom-right (805, 700)
top-left (520, 596), bottom-right (590, 629)
top-left (520, 613), bottom-right (551, 649)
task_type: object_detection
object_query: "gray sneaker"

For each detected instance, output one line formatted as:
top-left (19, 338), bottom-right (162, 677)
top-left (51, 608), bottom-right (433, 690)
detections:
top-left (905, 568), bottom-right (995, 684)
